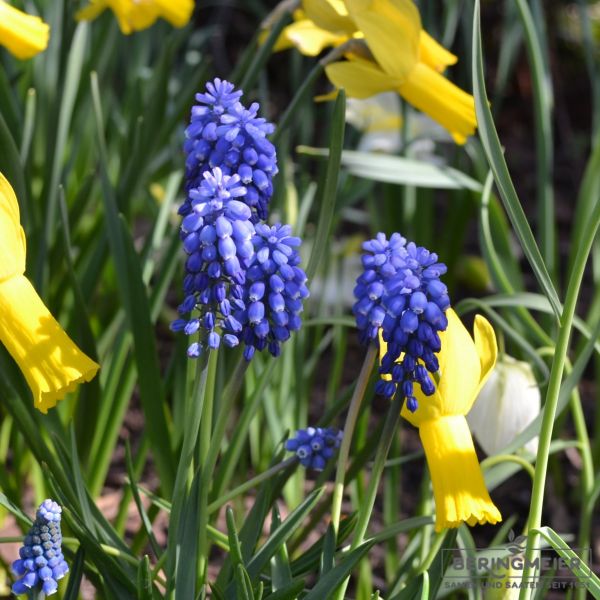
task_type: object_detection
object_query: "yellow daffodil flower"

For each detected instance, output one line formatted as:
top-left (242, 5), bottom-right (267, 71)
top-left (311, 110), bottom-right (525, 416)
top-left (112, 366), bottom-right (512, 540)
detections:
top-left (272, 0), bottom-right (476, 143)
top-left (0, 173), bottom-right (99, 413)
top-left (381, 308), bottom-right (502, 531)
top-left (76, 0), bottom-right (194, 35)
top-left (0, 1), bottom-right (50, 59)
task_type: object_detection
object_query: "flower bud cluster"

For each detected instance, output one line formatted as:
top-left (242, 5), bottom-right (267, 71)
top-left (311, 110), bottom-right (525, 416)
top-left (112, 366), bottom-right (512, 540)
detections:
top-left (353, 233), bottom-right (450, 411)
top-left (285, 427), bottom-right (343, 470)
top-left (12, 500), bottom-right (69, 597)
top-left (174, 79), bottom-right (308, 359)
top-left (182, 78), bottom-right (278, 222)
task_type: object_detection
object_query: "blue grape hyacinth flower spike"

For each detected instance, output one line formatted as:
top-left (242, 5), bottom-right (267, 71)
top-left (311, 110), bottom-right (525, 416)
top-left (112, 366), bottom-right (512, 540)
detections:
top-left (235, 223), bottom-right (310, 360)
top-left (171, 167), bottom-right (256, 357)
top-left (353, 233), bottom-right (450, 412)
top-left (285, 427), bottom-right (343, 471)
top-left (183, 77), bottom-right (278, 222)
top-left (11, 499), bottom-right (69, 597)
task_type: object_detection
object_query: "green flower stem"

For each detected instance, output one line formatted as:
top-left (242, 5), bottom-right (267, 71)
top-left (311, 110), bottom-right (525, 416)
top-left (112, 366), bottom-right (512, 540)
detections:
top-left (518, 205), bottom-right (600, 600)
top-left (330, 344), bottom-right (377, 536)
top-left (197, 349), bottom-right (219, 586)
top-left (335, 392), bottom-right (404, 600)
top-left (481, 454), bottom-right (536, 482)
top-left (203, 354), bottom-right (249, 481)
top-left (536, 348), bottom-right (595, 575)
top-left (416, 530), bottom-right (448, 575)
top-left (207, 457), bottom-right (297, 514)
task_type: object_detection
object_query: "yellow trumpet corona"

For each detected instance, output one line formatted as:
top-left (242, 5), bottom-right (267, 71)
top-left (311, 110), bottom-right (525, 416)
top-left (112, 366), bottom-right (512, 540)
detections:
top-left (0, 173), bottom-right (99, 413)
top-left (0, 0), bottom-right (50, 59)
top-left (381, 308), bottom-right (502, 531)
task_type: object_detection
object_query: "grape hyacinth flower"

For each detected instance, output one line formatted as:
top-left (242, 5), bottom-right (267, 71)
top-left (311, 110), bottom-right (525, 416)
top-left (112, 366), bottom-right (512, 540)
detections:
top-left (235, 223), bottom-right (309, 360)
top-left (11, 500), bottom-right (69, 596)
top-left (182, 77), bottom-right (278, 222)
top-left (171, 167), bottom-right (255, 357)
top-left (286, 427), bottom-right (343, 470)
top-left (353, 233), bottom-right (450, 411)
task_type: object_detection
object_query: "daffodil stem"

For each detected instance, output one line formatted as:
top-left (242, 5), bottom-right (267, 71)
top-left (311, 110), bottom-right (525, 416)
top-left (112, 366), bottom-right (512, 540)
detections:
top-left (335, 391), bottom-right (403, 600)
top-left (330, 344), bottom-right (377, 537)
top-left (536, 348), bottom-right (595, 582)
top-left (518, 205), bottom-right (600, 600)
top-left (416, 530), bottom-right (447, 574)
top-left (481, 454), bottom-right (536, 482)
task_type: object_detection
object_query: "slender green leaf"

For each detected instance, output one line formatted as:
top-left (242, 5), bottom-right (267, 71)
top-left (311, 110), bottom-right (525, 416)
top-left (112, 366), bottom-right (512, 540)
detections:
top-left (137, 555), bottom-right (154, 600)
top-left (298, 147), bottom-right (482, 191)
top-left (246, 488), bottom-right (324, 580)
top-left (303, 540), bottom-right (375, 599)
top-left (471, 0), bottom-right (561, 317)
top-left (306, 90), bottom-right (346, 279)
top-left (532, 527), bottom-right (600, 597)
top-left (63, 547), bottom-right (85, 600)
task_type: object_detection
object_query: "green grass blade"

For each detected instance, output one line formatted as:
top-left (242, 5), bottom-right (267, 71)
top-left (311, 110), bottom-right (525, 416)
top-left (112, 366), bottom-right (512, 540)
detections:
top-left (63, 547), bottom-right (85, 600)
top-left (471, 0), bottom-right (561, 317)
top-left (298, 147), bottom-right (482, 191)
top-left (303, 540), bottom-right (375, 599)
top-left (306, 90), bottom-right (346, 280)
top-left (245, 487), bottom-right (324, 580)
top-left (514, 0), bottom-right (555, 278)
top-left (532, 527), bottom-right (600, 596)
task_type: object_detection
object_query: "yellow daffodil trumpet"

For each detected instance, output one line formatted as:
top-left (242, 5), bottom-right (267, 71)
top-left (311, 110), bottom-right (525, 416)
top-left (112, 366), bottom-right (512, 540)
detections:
top-left (383, 308), bottom-right (502, 531)
top-left (0, 0), bottom-right (50, 59)
top-left (0, 173), bottom-right (99, 413)
top-left (76, 0), bottom-right (194, 34)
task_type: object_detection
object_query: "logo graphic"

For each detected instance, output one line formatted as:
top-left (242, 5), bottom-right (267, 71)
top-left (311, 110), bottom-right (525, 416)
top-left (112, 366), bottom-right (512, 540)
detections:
top-left (441, 530), bottom-right (593, 592)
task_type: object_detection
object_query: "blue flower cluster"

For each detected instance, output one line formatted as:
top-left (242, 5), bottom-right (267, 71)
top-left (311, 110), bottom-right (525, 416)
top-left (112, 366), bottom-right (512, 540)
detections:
top-left (236, 224), bottom-right (309, 360)
top-left (353, 233), bottom-right (450, 411)
top-left (171, 168), bottom-right (253, 355)
top-left (285, 427), bottom-right (343, 470)
top-left (12, 500), bottom-right (69, 597)
top-left (174, 78), bottom-right (309, 360)
top-left (182, 78), bottom-right (278, 222)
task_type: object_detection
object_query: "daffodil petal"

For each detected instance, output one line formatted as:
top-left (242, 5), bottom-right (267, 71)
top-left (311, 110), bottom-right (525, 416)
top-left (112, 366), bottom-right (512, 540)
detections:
top-left (148, 0), bottom-right (193, 28)
top-left (0, 173), bottom-right (26, 282)
top-left (75, 0), bottom-right (108, 23)
top-left (431, 308), bottom-right (482, 416)
top-left (420, 416), bottom-right (502, 531)
top-left (0, 275), bottom-right (100, 413)
top-left (398, 62), bottom-right (476, 144)
top-left (128, 3), bottom-right (160, 31)
top-left (276, 19), bottom-right (348, 56)
top-left (302, 0), bottom-right (356, 34)
top-left (472, 314), bottom-right (497, 399)
top-left (325, 57), bottom-right (399, 99)
top-left (345, 0), bottom-right (419, 80)
top-left (0, 0), bottom-right (50, 59)
top-left (419, 30), bottom-right (457, 72)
